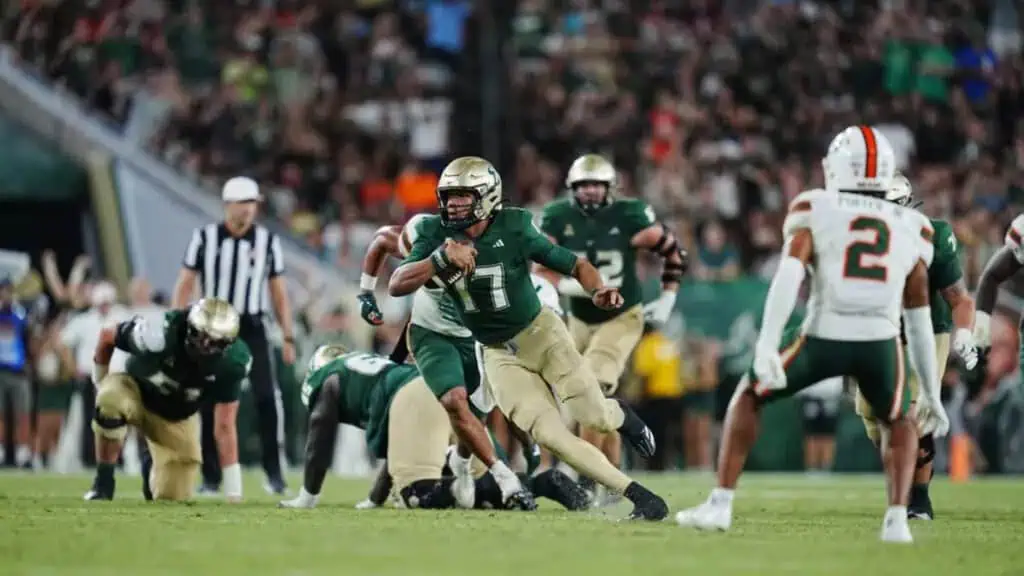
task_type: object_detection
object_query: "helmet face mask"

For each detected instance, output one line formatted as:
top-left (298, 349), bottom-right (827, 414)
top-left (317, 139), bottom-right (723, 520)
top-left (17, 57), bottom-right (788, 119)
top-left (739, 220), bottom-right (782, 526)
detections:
top-left (436, 157), bottom-right (503, 230)
top-left (885, 173), bottom-right (920, 208)
top-left (185, 298), bottom-right (240, 359)
top-left (566, 154), bottom-right (616, 214)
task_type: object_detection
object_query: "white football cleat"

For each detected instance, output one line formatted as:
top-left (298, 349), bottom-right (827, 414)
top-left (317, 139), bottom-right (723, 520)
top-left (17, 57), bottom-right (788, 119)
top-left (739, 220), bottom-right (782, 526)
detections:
top-left (881, 508), bottom-right (913, 543)
top-left (675, 501), bottom-right (732, 531)
top-left (451, 475), bottom-right (476, 509)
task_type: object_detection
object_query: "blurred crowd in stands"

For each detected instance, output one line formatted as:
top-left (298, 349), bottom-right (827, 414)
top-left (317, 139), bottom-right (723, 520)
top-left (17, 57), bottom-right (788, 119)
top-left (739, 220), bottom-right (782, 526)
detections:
top-left (3, 0), bottom-right (1024, 474)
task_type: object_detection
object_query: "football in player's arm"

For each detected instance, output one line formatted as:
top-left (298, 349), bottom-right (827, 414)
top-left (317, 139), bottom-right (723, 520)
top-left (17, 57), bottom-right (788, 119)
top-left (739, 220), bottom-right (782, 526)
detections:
top-left (974, 214), bottom-right (1024, 350)
top-left (87, 299), bottom-right (248, 502)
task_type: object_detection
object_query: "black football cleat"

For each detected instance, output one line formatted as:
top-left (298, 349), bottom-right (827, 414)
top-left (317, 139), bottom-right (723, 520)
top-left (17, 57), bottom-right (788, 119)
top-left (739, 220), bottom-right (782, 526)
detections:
top-left (503, 489), bottom-right (538, 511)
top-left (531, 469), bottom-right (591, 511)
top-left (84, 479), bottom-right (115, 501)
top-left (264, 477), bottom-right (288, 496)
top-left (624, 482), bottom-right (668, 521)
top-left (616, 399), bottom-right (656, 458)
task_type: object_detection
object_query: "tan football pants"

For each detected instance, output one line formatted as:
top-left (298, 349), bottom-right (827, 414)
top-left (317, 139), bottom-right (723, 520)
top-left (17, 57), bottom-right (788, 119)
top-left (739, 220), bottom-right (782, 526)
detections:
top-left (857, 333), bottom-right (951, 442)
top-left (92, 374), bottom-right (201, 501)
top-left (386, 376), bottom-right (453, 491)
top-left (481, 307), bottom-right (631, 492)
top-left (568, 305), bottom-right (645, 394)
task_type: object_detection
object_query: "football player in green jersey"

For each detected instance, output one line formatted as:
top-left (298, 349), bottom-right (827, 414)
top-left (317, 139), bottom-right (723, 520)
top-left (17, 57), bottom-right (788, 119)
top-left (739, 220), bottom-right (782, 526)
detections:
top-left (280, 345), bottom-right (540, 510)
top-left (355, 215), bottom-right (533, 510)
top-left (538, 154), bottom-right (687, 496)
top-left (85, 298), bottom-right (251, 502)
top-left (390, 156), bottom-right (667, 520)
top-left (857, 174), bottom-right (978, 521)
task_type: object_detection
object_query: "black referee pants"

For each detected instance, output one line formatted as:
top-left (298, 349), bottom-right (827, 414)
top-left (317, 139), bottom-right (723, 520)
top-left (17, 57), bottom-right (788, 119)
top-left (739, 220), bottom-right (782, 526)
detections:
top-left (200, 318), bottom-right (284, 486)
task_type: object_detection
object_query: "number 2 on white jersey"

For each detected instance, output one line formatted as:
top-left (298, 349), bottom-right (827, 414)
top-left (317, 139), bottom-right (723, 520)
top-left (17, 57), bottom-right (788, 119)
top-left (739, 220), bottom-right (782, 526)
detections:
top-left (842, 216), bottom-right (890, 282)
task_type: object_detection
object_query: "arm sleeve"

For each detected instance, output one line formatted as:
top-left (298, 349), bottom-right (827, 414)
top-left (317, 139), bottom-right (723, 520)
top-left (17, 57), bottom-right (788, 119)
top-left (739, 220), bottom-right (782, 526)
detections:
top-left (915, 216), bottom-right (935, 268)
top-left (267, 234), bottom-right (285, 278)
top-left (401, 219), bottom-right (443, 265)
top-left (781, 192), bottom-right (815, 240)
top-left (930, 223), bottom-right (962, 291)
top-left (1004, 215), bottom-right (1024, 265)
top-left (523, 212), bottom-right (578, 275)
top-left (113, 315), bottom-right (167, 354)
top-left (182, 227), bottom-right (205, 271)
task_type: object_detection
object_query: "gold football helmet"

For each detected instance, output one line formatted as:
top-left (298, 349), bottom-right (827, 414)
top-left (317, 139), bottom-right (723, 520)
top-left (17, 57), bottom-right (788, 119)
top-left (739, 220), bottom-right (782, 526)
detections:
top-left (566, 154), bottom-right (617, 213)
top-left (436, 156), bottom-right (503, 229)
top-left (185, 298), bottom-right (240, 357)
top-left (308, 344), bottom-right (348, 373)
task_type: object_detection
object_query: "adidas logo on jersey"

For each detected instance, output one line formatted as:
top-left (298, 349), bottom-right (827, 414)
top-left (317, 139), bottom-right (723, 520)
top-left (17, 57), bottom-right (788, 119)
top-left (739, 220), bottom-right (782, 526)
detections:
top-left (493, 240), bottom-right (505, 248)
top-left (610, 227), bottom-right (620, 235)
top-left (564, 224), bottom-right (574, 236)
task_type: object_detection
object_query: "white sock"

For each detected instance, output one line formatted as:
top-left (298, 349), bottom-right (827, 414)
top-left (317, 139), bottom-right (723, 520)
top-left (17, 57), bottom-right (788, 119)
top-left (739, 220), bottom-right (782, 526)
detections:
top-left (710, 487), bottom-right (735, 506)
top-left (489, 460), bottom-right (522, 496)
top-left (884, 506), bottom-right (907, 523)
top-left (449, 450), bottom-right (472, 476)
top-left (16, 445), bottom-right (32, 465)
top-left (299, 486), bottom-right (319, 505)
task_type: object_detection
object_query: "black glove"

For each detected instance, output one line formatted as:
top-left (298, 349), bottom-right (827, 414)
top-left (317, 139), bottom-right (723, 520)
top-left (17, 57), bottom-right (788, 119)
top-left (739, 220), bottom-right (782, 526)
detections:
top-left (358, 292), bottom-right (383, 326)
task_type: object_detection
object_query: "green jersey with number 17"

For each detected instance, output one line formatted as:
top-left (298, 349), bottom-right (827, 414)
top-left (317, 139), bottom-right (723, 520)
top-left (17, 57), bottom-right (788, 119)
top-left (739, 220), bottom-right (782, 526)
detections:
top-left (402, 208), bottom-right (578, 345)
top-left (539, 197), bottom-right (656, 324)
top-left (120, 310), bottom-right (251, 422)
top-left (301, 351), bottom-right (420, 458)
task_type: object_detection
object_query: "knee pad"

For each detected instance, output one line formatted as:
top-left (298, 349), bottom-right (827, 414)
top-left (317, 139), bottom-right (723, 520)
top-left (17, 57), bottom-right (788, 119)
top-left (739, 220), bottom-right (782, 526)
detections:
top-left (917, 433), bottom-right (935, 469)
top-left (92, 407), bottom-right (128, 442)
top-left (399, 478), bottom-right (456, 509)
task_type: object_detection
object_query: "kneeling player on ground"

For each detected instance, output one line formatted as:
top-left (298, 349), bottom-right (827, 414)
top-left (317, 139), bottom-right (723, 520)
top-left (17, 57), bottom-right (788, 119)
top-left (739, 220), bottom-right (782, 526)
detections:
top-left (676, 126), bottom-right (949, 543)
top-left (281, 346), bottom-right (532, 510)
top-left (856, 173), bottom-right (977, 521)
top-left (390, 156), bottom-right (666, 520)
top-left (85, 298), bottom-right (249, 502)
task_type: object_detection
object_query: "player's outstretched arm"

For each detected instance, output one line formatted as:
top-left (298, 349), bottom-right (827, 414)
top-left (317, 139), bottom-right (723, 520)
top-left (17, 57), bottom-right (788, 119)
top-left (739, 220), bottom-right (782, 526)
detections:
top-left (213, 400), bottom-right (242, 502)
top-left (903, 260), bottom-right (947, 436)
top-left (361, 226), bottom-right (401, 289)
top-left (756, 229), bottom-right (811, 354)
top-left (299, 375), bottom-right (342, 504)
top-left (975, 246), bottom-right (1022, 348)
top-left (631, 222), bottom-right (689, 292)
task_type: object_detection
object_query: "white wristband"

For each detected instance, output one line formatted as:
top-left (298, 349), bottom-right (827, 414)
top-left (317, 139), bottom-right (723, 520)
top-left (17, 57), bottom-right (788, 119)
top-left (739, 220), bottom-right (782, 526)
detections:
top-left (222, 463), bottom-right (243, 498)
top-left (359, 273), bottom-right (378, 292)
top-left (556, 277), bottom-right (590, 298)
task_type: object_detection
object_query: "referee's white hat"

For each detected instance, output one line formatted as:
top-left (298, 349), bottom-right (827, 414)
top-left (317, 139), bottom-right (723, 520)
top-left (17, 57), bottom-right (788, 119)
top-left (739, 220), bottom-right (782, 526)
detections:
top-left (222, 176), bottom-right (261, 203)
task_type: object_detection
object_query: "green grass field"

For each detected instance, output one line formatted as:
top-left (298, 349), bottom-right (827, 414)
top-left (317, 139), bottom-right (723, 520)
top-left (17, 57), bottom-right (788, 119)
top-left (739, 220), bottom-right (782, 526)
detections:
top-left (2, 471), bottom-right (1022, 575)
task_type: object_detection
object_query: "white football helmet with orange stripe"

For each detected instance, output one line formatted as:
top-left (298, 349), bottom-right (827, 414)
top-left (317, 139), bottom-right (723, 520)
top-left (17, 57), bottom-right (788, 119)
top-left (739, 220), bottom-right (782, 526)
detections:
top-left (822, 126), bottom-right (896, 194)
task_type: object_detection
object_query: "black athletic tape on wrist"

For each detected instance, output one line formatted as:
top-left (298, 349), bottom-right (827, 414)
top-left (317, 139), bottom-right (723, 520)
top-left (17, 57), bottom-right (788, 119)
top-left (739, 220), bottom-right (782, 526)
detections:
top-left (430, 247), bottom-right (450, 270)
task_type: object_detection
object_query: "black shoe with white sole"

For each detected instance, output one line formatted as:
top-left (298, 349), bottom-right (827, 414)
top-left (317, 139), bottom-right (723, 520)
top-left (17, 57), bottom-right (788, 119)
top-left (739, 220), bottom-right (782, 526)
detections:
top-left (615, 399), bottom-right (656, 458)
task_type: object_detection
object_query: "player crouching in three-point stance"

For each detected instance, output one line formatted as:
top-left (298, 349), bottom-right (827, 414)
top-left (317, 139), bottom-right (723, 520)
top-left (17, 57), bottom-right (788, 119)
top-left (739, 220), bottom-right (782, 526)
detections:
top-left (86, 298), bottom-right (249, 502)
top-left (281, 345), bottom-right (525, 510)
top-left (856, 173), bottom-right (977, 521)
top-left (676, 126), bottom-right (949, 543)
top-left (389, 156), bottom-right (667, 520)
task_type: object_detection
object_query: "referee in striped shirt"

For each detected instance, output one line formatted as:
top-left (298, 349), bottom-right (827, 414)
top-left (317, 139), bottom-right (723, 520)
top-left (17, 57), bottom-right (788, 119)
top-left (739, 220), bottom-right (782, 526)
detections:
top-left (172, 176), bottom-right (296, 495)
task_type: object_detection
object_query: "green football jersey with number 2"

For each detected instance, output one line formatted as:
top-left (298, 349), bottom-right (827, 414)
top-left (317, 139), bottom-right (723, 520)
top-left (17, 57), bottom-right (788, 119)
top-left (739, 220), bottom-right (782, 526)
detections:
top-left (927, 218), bottom-right (962, 333)
top-left (403, 208), bottom-right (578, 345)
top-left (539, 197), bottom-right (656, 324)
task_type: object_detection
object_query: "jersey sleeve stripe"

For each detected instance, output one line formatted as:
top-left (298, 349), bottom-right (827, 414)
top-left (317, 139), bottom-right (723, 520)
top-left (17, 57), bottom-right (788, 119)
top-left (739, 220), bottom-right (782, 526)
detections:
top-left (1009, 227), bottom-right (1022, 246)
top-left (789, 200), bottom-right (811, 213)
top-left (858, 125), bottom-right (878, 178)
